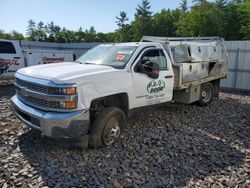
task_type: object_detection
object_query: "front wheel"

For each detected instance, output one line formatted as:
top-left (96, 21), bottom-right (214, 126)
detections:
top-left (89, 107), bottom-right (126, 148)
top-left (198, 82), bottom-right (214, 106)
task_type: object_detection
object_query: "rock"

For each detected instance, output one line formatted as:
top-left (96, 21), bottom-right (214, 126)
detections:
top-left (113, 180), bottom-right (123, 188)
top-left (2, 182), bottom-right (8, 188)
top-left (37, 176), bottom-right (43, 183)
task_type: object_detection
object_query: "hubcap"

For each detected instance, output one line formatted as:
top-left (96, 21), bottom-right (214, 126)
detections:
top-left (201, 86), bottom-right (212, 103)
top-left (103, 117), bottom-right (120, 145)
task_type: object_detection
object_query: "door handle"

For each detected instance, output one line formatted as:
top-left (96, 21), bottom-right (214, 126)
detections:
top-left (165, 75), bottom-right (173, 79)
top-left (14, 57), bottom-right (21, 59)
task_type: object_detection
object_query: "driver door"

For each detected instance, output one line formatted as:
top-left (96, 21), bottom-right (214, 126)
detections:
top-left (131, 47), bottom-right (174, 108)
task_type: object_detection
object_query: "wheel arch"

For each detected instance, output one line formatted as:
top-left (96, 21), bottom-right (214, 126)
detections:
top-left (90, 92), bottom-right (129, 119)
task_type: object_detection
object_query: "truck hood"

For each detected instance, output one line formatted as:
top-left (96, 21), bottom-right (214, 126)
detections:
top-left (17, 62), bottom-right (116, 83)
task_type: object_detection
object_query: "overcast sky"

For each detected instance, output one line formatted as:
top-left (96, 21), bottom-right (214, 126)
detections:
top-left (0, 0), bottom-right (205, 36)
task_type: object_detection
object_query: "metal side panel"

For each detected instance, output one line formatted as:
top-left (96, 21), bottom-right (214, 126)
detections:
top-left (182, 63), bottom-right (209, 82)
top-left (173, 85), bottom-right (201, 104)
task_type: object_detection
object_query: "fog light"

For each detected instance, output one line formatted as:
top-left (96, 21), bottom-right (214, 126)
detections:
top-left (49, 101), bottom-right (77, 109)
top-left (65, 101), bottom-right (77, 109)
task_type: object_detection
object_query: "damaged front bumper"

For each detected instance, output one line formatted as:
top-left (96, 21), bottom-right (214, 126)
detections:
top-left (11, 95), bottom-right (90, 138)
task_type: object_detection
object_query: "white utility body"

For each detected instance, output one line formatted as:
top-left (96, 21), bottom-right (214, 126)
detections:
top-left (0, 39), bottom-right (73, 79)
top-left (11, 36), bottom-right (228, 148)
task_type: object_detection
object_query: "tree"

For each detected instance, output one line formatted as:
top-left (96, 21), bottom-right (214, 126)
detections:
top-left (132, 0), bottom-right (153, 41)
top-left (46, 22), bottom-right (61, 42)
top-left (0, 30), bottom-right (24, 40)
top-left (26, 19), bottom-right (36, 40)
top-left (84, 26), bottom-right (97, 42)
top-left (238, 0), bottom-right (250, 39)
top-left (152, 9), bottom-right (183, 36)
top-left (35, 21), bottom-right (47, 41)
top-left (105, 32), bottom-right (120, 42)
top-left (96, 32), bottom-right (108, 42)
top-left (11, 30), bottom-right (24, 40)
top-left (135, 0), bottom-right (152, 18)
top-left (76, 27), bottom-right (86, 42)
top-left (216, 0), bottom-right (228, 8)
top-left (180, 0), bottom-right (188, 12)
top-left (21, 0), bottom-right (250, 42)
top-left (177, 3), bottom-right (224, 37)
top-left (116, 11), bottom-right (130, 42)
top-left (116, 11), bottom-right (129, 28)
top-left (54, 27), bottom-right (77, 43)
top-left (219, 2), bottom-right (240, 39)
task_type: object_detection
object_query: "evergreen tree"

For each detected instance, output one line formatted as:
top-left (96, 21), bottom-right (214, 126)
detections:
top-left (180, 0), bottom-right (188, 12)
top-left (26, 19), bottom-right (36, 40)
top-left (132, 0), bottom-right (153, 41)
top-left (46, 22), bottom-right (61, 42)
top-left (20, 0), bottom-right (250, 42)
top-left (216, 0), bottom-right (228, 8)
top-left (36, 21), bottom-right (47, 41)
top-left (116, 11), bottom-right (129, 28)
top-left (135, 0), bottom-right (152, 18)
top-left (116, 11), bottom-right (129, 42)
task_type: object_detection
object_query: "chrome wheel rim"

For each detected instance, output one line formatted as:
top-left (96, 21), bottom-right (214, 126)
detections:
top-left (201, 86), bottom-right (212, 103)
top-left (103, 117), bottom-right (120, 146)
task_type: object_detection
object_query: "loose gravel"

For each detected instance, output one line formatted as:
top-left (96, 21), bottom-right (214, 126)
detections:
top-left (0, 84), bottom-right (249, 187)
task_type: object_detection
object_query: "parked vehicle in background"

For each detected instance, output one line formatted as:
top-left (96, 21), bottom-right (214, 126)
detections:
top-left (10, 36), bottom-right (228, 148)
top-left (0, 39), bottom-right (73, 79)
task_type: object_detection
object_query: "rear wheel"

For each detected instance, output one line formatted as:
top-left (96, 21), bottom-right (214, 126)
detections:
top-left (198, 82), bottom-right (214, 106)
top-left (89, 107), bottom-right (126, 148)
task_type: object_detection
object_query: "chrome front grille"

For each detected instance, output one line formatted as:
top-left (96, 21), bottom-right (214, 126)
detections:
top-left (17, 93), bottom-right (48, 109)
top-left (16, 78), bottom-right (48, 94)
top-left (15, 77), bottom-right (49, 110)
top-left (14, 76), bottom-right (77, 112)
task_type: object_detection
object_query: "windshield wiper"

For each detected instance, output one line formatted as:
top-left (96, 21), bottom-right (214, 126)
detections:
top-left (75, 60), bottom-right (83, 64)
top-left (76, 61), bottom-right (95, 65)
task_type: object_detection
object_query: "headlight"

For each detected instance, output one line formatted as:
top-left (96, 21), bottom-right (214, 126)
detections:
top-left (49, 101), bottom-right (77, 109)
top-left (48, 87), bottom-right (76, 95)
top-left (48, 85), bottom-right (77, 110)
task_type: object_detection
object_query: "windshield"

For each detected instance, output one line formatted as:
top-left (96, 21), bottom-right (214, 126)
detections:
top-left (76, 45), bottom-right (138, 69)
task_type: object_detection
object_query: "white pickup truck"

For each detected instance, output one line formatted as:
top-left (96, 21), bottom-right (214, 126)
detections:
top-left (11, 36), bottom-right (228, 147)
top-left (0, 39), bottom-right (73, 79)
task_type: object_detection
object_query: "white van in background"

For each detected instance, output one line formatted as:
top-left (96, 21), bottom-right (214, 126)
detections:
top-left (0, 39), bottom-right (74, 79)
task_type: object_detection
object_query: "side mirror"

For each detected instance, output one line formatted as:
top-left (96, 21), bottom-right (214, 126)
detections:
top-left (135, 60), bottom-right (143, 72)
top-left (142, 61), bottom-right (160, 79)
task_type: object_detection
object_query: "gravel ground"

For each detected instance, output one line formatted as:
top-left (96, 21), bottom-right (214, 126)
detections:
top-left (0, 84), bottom-right (249, 187)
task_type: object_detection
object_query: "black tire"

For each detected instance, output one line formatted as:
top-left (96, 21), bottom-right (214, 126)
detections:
top-left (198, 82), bottom-right (214, 106)
top-left (89, 107), bottom-right (126, 148)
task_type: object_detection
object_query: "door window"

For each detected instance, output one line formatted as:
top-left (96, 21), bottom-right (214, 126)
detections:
top-left (141, 50), bottom-right (167, 70)
top-left (0, 42), bottom-right (16, 54)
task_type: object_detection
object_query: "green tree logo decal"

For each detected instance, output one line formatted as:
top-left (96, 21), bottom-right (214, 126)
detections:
top-left (147, 79), bottom-right (166, 94)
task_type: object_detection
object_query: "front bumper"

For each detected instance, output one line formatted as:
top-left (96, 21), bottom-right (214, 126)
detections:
top-left (11, 95), bottom-right (90, 138)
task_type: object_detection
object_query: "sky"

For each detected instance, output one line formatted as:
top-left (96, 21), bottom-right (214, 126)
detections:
top-left (0, 0), bottom-right (196, 36)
